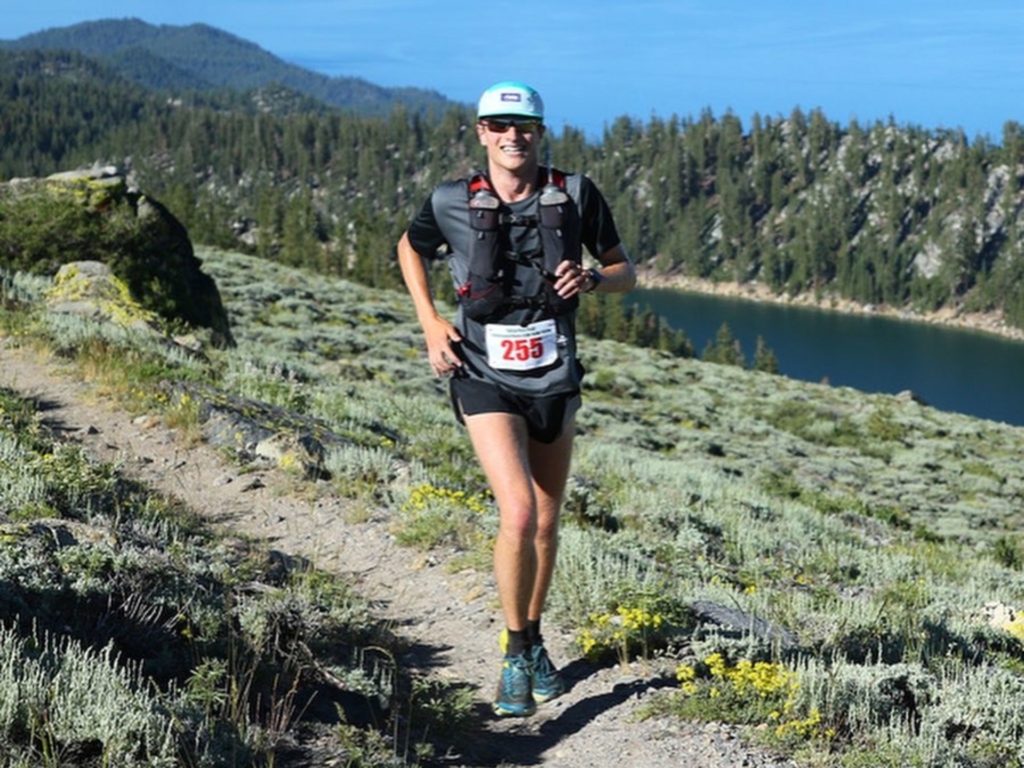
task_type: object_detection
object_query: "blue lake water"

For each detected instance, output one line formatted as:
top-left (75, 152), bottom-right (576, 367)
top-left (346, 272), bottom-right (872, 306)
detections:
top-left (630, 288), bottom-right (1024, 427)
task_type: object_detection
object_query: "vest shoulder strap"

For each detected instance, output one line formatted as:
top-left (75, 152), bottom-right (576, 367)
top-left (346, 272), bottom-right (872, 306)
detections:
top-left (468, 171), bottom-right (493, 196)
top-left (542, 167), bottom-right (568, 191)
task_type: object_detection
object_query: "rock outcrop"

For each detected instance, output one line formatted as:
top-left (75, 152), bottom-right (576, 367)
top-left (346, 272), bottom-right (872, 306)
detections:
top-left (164, 380), bottom-right (360, 480)
top-left (0, 165), bottom-right (234, 347)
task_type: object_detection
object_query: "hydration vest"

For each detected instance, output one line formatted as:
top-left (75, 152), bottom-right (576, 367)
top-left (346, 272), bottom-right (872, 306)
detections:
top-left (457, 168), bottom-right (582, 324)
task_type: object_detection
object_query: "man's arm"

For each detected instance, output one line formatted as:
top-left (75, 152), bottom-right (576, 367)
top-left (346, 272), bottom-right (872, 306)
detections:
top-left (588, 243), bottom-right (635, 293)
top-left (396, 232), bottom-right (463, 376)
top-left (551, 242), bottom-right (634, 298)
top-left (574, 175), bottom-right (635, 294)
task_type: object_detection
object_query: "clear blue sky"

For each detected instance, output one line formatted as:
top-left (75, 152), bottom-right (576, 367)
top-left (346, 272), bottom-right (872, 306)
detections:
top-left (6, 1), bottom-right (1024, 142)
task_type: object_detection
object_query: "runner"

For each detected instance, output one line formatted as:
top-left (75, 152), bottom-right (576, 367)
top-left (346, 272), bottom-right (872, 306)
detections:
top-left (396, 80), bottom-right (635, 717)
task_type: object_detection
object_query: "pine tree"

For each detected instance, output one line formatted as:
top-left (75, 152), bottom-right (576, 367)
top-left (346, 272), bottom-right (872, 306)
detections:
top-left (701, 322), bottom-right (745, 367)
top-left (281, 191), bottom-right (319, 268)
top-left (752, 336), bottom-right (779, 373)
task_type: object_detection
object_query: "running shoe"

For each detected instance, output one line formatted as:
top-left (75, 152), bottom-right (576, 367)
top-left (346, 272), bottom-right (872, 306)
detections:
top-left (528, 643), bottom-right (567, 702)
top-left (493, 653), bottom-right (535, 717)
top-left (498, 628), bottom-right (567, 703)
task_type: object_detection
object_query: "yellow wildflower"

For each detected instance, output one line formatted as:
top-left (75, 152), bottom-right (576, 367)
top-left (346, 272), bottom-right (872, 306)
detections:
top-left (705, 652), bottom-right (727, 678)
top-left (675, 664), bottom-right (696, 684)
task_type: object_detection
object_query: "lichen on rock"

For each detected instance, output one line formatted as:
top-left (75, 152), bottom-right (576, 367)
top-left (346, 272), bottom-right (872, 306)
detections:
top-left (46, 261), bottom-right (159, 333)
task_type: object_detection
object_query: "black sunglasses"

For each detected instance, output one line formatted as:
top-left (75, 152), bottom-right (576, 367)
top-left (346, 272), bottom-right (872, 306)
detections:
top-left (482, 118), bottom-right (543, 134)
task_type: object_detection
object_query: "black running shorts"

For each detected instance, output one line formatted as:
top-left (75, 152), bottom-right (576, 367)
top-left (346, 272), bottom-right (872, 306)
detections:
top-left (449, 377), bottom-right (581, 444)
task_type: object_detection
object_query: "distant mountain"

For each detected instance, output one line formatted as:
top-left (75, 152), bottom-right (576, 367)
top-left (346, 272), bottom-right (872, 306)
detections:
top-left (0, 18), bottom-right (455, 116)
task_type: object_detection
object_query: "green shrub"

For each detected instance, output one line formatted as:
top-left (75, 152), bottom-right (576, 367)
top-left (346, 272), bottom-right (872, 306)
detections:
top-left (993, 535), bottom-right (1024, 570)
top-left (392, 482), bottom-right (492, 553)
top-left (0, 624), bottom-right (177, 767)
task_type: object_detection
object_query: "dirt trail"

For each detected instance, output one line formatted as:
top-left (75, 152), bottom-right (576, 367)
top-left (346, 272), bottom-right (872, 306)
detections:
top-left (0, 338), bottom-right (795, 768)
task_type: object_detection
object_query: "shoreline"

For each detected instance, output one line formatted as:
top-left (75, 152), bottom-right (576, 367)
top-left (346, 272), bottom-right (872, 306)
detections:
top-left (634, 268), bottom-right (1024, 344)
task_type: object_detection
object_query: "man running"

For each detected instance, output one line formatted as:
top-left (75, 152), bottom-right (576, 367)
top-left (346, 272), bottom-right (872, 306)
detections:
top-left (397, 81), bottom-right (635, 717)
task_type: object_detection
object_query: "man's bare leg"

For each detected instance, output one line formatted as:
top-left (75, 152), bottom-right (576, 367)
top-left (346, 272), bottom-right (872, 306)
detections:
top-left (463, 412), bottom-right (538, 632)
top-left (526, 420), bottom-right (574, 622)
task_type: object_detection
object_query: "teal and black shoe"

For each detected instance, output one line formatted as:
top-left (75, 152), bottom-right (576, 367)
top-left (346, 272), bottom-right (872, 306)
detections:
top-left (498, 628), bottom-right (567, 705)
top-left (529, 643), bottom-right (566, 703)
top-left (492, 653), bottom-right (535, 717)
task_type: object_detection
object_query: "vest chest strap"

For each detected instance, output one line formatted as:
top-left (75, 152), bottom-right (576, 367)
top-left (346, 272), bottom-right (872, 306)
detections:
top-left (500, 213), bottom-right (538, 227)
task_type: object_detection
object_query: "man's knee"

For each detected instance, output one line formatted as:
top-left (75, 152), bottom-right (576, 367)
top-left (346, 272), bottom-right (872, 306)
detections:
top-left (535, 515), bottom-right (559, 545)
top-left (498, 501), bottom-right (538, 540)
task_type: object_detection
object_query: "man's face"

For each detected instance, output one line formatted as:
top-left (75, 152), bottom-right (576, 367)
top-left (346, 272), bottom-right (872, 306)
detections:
top-left (476, 117), bottom-right (545, 173)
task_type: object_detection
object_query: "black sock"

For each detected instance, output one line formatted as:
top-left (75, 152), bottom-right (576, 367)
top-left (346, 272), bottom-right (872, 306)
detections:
top-left (526, 618), bottom-right (542, 647)
top-left (505, 628), bottom-right (528, 657)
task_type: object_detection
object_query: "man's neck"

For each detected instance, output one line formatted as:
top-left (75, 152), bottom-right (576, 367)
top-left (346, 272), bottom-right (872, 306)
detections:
top-left (487, 161), bottom-right (540, 203)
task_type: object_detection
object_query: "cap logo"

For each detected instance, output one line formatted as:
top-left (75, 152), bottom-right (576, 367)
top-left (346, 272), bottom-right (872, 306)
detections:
top-left (500, 92), bottom-right (522, 102)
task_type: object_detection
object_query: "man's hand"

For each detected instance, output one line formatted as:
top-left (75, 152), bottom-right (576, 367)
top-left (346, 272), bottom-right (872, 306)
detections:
top-left (553, 260), bottom-right (587, 299)
top-left (397, 231), bottom-right (464, 377)
top-left (424, 314), bottom-right (463, 377)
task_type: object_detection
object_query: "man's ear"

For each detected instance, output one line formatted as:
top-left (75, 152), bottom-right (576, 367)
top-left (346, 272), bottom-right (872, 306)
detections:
top-left (476, 122), bottom-right (488, 146)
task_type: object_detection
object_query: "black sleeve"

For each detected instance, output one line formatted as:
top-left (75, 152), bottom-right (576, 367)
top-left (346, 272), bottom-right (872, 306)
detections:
top-left (578, 176), bottom-right (622, 258)
top-left (407, 194), bottom-right (448, 258)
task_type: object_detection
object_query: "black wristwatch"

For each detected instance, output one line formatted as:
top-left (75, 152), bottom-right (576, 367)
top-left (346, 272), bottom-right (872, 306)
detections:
top-left (584, 267), bottom-right (604, 293)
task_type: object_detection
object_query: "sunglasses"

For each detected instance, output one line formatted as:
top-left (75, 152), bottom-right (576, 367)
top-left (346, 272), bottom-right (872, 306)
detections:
top-left (482, 118), bottom-right (543, 134)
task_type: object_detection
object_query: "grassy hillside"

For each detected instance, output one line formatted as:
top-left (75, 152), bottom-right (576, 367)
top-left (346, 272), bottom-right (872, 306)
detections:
top-left (3, 249), bottom-right (1024, 766)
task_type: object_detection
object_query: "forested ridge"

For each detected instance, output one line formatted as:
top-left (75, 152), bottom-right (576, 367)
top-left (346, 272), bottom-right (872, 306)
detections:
top-left (3, 41), bottom-right (1024, 333)
top-left (0, 18), bottom-right (452, 115)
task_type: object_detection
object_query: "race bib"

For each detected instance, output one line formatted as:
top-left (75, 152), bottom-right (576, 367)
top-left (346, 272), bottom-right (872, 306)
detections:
top-left (485, 319), bottom-right (558, 371)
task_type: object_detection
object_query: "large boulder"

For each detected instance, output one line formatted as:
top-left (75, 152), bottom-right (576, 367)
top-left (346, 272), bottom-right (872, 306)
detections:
top-left (0, 165), bottom-right (234, 346)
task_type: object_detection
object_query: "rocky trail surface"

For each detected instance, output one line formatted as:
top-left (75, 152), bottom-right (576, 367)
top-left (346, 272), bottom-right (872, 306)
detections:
top-left (0, 339), bottom-right (796, 768)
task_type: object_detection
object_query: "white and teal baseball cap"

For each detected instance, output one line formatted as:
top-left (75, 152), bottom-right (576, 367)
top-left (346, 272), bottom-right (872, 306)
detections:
top-left (477, 81), bottom-right (544, 120)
